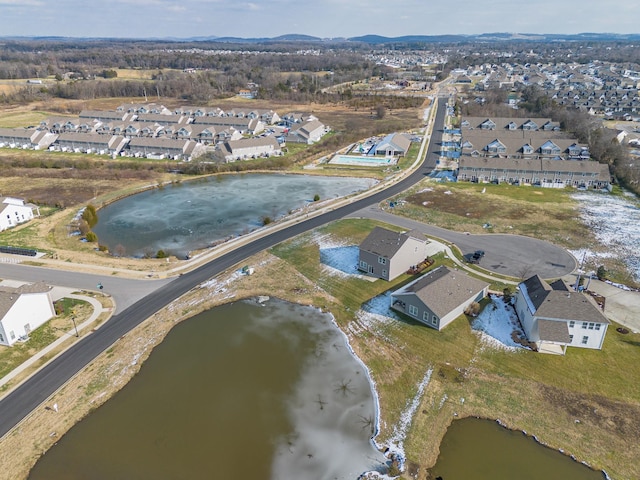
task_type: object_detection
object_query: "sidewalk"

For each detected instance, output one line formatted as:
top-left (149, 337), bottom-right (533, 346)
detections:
top-left (0, 287), bottom-right (109, 390)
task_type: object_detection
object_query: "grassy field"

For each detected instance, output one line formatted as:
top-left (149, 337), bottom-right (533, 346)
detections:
top-left (270, 218), bottom-right (640, 480)
top-left (387, 179), bottom-right (638, 286)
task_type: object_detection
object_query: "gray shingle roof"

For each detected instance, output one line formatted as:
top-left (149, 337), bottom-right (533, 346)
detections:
top-left (396, 266), bottom-right (489, 318)
top-left (359, 226), bottom-right (424, 258)
top-left (0, 282), bottom-right (51, 318)
top-left (520, 275), bottom-right (609, 325)
top-left (538, 319), bottom-right (571, 343)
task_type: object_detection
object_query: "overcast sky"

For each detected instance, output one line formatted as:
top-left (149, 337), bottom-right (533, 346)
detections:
top-left (1, 0), bottom-right (638, 39)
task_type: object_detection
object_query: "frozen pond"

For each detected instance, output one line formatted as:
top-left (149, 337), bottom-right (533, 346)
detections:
top-left (28, 299), bottom-right (387, 479)
top-left (92, 173), bottom-right (375, 258)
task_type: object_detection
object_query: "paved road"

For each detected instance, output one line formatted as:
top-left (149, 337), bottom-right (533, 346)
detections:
top-left (0, 263), bottom-right (171, 312)
top-left (352, 206), bottom-right (577, 279)
top-left (0, 99), bottom-right (448, 439)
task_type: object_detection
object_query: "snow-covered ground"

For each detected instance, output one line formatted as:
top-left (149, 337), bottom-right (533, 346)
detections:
top-left (471, 295), bottom-right (530, 351)
top-left (571, 191), bottom-right (640, 281)
top-left (316, 233), bottom-right (361, 277)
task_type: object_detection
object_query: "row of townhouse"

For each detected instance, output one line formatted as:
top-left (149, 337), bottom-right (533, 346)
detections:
top-left (1, 103), bottom-right (327, 161)
top-left (451, 116), bottom-right (610, 189)
top-left (457, 156), bottom-right (611, 189)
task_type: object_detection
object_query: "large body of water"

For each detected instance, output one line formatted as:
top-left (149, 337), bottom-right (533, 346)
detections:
top-left (92, 173), bottom-right (375, 258)
top-left (28, 299), bottom-right (386, 480)
top-left (430, 417), bottom-right (605, 480)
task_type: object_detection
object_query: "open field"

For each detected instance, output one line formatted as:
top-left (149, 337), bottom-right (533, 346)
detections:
top-left (388, 180), bottom-right (639, 286)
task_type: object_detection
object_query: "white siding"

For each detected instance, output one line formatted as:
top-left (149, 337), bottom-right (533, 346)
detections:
top-left (0, 293), bottom-right (55, 346)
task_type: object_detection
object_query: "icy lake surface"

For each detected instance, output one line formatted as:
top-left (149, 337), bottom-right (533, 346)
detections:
top-left (92, 173), bottom-right (375, 258)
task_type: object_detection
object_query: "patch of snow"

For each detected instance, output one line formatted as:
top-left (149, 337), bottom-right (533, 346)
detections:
top-left (472, 295), bottom-right (529, 351)
top-left (572, 191), bottom-right (640, 281)
top-left (383, 368), bottom-right (433, 471)
top-left (417, 187), bottom-right (434, 193)
top-left (349, 292), bottom-right (401, 344)
top-left (443, 190), bottom-right (453, 195)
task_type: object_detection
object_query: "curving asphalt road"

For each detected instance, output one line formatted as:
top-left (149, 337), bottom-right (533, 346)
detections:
top-left (352, 206), bottom-right (577, 279)
top-left (0, 99), bottom-right (448, 438)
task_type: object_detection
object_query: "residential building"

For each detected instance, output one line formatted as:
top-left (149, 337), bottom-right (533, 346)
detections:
top-left (372, 133), bottom-right (412, 157)
top-left (514, 275), bottom-right (610, 354)
top-left (390, 266), bottom-right (489, 330)
top-left (358, 227), bottom-right (429, 281)
top-left (0, 128), bottom-right (58, 150)
top-left (286, 119), bottom-right (326, 144)
top-left (217, 136), bottom-right (282, 162)
top-left (0, 197), bottom-right (39, 231)
top-left (0, 282), bottom-right (55, 347)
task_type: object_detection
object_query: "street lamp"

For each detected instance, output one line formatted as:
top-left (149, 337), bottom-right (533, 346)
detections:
top-left (71, 316), bottom-right (79, 338)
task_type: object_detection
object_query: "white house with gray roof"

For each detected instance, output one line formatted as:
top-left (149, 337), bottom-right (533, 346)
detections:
top-left (390, 266), bottom-right (489, 330)
top-left (0, 197), bottom-right (39, 231)
top-left (514, 275), bottom-right (609, 354)
top-left (0, 282), bottom-right (55, 346)
top-left (358, 226), bottom-right (429, 281)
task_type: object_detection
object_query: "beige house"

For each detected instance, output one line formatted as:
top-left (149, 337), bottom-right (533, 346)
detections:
top-left (358, 227), bottom-right (429, 281)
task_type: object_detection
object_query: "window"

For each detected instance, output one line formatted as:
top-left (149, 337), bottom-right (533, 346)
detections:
top-left (569, 335), bottom-right (574, 343)
top-left (10, 331), bottom-right (15, 340)
top-left (0, 333), bottom-right (3, 342)
top-left (595, 324), bottom-right (601, 331)
top-left (423, 311), bottom-right (430, 322)
top-left (408, 305), bottom-right (418, 317)
top-left (582, 322), bottom-right (588, 329)
top-left (359, 260), bottom-right (368, 269)
top-left (432, 315), bottom-right (438, 326)
top-left (24, 323), bottom-right (31, 334)
top-left (569, 321), bottom-right (575, 328)
top-left (588, 322), bottom-right (595, 330)
top-left (581, 336), bottom-right (589, 345)
top-left (382, 269), bottom-right (387, 277)
top-left (378, 257), bottom-right (386, 265)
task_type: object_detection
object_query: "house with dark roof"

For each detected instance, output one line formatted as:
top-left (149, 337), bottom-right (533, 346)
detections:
top-left (358, 226), bottom-right (429, 281)
top-left (390, 266), bottom-right (489, 330)
top-left (514, 275), bottom-right (610, 354)
top-left (0, 282), bottom-right (55, 346)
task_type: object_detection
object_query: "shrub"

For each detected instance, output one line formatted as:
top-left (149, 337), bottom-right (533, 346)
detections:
top-left (597, 265), bottom-right (607, 281)
top-left (82, 204), bottom-right (98, 228)
top-left (156, 250), bottom-right (167, 259)
top-left (503, 287), bottom-right (512, 303)
top-left (85, 231), bottom-right (97, 242)
top-left (313, 194), bottom-right (320, 202)
top-left (464, 301), bottom-right (481, 316)
top-left (262, 216), bottom-right (272, 225)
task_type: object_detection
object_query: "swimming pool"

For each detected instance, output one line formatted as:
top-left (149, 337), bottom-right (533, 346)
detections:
top-left (329, 154), bottom-right (398, 166)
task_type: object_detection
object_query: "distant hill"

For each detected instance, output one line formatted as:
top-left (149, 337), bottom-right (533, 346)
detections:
top-left (2, 32), bottom-right (640, 44)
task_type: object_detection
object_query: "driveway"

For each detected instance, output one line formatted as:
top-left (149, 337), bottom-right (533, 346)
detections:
top-left (351, 206), bottom-right (577, 279)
